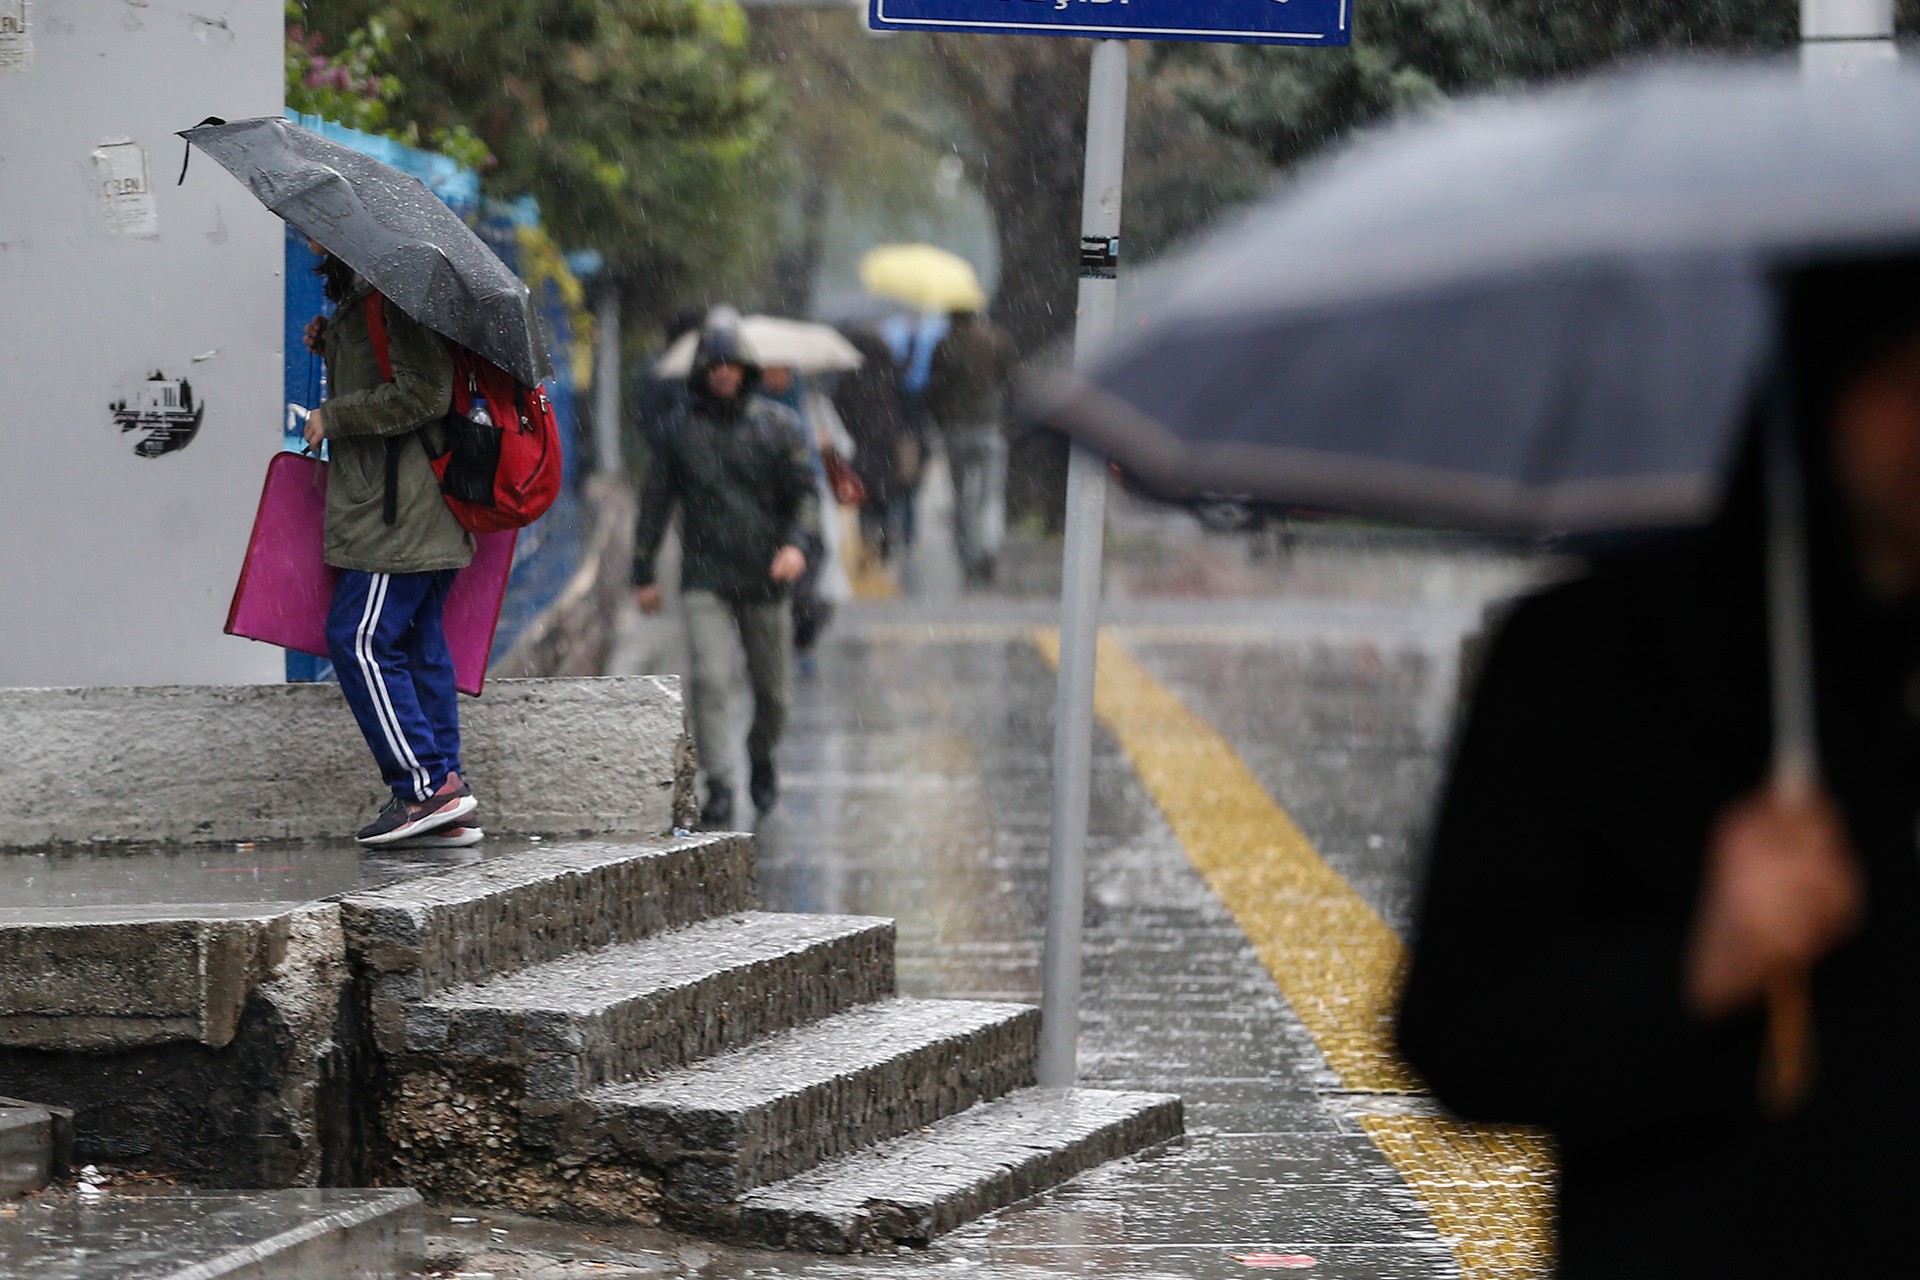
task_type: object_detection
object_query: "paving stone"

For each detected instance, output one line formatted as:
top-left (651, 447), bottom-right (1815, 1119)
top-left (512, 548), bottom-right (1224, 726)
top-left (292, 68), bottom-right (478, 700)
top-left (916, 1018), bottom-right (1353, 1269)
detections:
top-left (342, 836), bottom-right (756, 1052)
top-left (411, 913), bottom-right (896, 1088)
top-left (593, 998), bottom-right (1041, 1209)
top-left (736, 1087), bottom-right (1184, 1251)
top-left (0, 1188), bottom-right (424, 1279)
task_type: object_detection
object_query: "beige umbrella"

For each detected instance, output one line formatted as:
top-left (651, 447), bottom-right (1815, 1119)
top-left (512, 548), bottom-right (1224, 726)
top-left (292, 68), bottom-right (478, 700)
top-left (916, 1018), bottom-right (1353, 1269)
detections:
top-left (655, 315), bottom-right (865, 378)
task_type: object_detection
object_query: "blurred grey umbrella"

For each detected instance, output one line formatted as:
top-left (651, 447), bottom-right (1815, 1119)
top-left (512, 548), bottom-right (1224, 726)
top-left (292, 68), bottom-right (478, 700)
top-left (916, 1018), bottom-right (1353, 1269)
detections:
top-left (180, 116), bottom-right (552, 387)
top-left (654, 315), bottom-right (864, 378)
top-left (1033, 60), bottom-right (1920, 537)
top-left (1033, 58), bottom-right (1920, 1113)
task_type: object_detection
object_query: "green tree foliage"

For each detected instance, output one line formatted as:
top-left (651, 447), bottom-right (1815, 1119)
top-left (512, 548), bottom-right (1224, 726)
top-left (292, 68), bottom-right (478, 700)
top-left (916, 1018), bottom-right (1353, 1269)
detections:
top-left (291, 0), bottom-right (777, 310)
top-left (1165, 1), bottom-right (1920, 170)
top-left (746, 8), bottom-right (962, 316)
top-left (920, 39), bottom-right (1264, 355)
top-left (1154, 0), bottom-right (1499, 170)
top-left (286, 4), bottom-right (491, 166)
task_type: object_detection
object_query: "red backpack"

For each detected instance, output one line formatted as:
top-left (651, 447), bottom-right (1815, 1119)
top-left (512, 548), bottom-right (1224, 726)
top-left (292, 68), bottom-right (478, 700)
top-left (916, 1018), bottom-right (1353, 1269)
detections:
top-left (365, 292), bottom-right (563, 533)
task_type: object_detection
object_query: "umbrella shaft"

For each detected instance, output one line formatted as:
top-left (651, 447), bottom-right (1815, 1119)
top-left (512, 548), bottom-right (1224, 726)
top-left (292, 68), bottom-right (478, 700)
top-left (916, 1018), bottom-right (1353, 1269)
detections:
top-left (1763, 390), bottom-right (1818, 791)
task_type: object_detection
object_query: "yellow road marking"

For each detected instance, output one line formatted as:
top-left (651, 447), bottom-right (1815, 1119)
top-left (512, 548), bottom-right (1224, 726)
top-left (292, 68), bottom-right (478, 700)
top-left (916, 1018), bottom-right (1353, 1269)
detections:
top-left (1034, 630), bottom-right (1554, 1279)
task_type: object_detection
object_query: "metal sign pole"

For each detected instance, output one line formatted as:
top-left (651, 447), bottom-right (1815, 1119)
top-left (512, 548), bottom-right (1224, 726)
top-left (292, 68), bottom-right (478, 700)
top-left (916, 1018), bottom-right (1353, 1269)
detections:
top-left (1800, 0), bottom-right (1896, 77)
top-left (1039, 37), bottom-right (1130, 1089)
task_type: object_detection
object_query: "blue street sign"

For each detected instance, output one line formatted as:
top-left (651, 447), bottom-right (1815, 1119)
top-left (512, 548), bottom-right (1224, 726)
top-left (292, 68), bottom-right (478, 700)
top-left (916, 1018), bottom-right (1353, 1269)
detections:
top-left (869, 0), bottom-right (1350, 46)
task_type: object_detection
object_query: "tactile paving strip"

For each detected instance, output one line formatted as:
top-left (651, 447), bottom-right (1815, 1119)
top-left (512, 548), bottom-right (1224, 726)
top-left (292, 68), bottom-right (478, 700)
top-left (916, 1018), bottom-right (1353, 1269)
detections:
top-left (1038, 629), bottom-right (1556, 1279)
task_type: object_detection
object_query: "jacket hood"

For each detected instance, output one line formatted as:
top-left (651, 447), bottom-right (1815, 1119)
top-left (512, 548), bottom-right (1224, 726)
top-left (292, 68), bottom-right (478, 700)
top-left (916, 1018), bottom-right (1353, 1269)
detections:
top-left (689, 314), bottom-right (762, 397)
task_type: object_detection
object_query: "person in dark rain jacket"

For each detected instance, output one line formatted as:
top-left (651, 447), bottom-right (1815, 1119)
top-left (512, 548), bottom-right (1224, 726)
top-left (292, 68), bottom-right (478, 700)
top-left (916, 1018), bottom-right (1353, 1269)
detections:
top-left (835, 327), bottom-right (917, 563)
top-left (1399, 260), bottom-right (1920, 1278)
top-left (631, 318), bottom-right (818, 829)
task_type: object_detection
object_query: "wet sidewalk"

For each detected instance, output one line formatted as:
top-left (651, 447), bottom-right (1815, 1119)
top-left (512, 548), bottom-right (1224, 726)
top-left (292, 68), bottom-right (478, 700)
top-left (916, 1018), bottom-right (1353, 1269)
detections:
top-left (572, 508), bottom-right (1555, 1280)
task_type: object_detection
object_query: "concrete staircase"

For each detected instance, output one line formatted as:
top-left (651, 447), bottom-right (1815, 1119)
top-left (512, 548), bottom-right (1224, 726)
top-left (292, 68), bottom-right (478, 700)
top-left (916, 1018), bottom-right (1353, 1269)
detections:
top-left (340, 833), bottom-right (1181, 1251)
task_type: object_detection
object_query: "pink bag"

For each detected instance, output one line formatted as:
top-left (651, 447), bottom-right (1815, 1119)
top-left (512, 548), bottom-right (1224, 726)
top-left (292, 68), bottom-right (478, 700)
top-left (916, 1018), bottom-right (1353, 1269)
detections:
top-left (225, 452), bottom-right (514, 696)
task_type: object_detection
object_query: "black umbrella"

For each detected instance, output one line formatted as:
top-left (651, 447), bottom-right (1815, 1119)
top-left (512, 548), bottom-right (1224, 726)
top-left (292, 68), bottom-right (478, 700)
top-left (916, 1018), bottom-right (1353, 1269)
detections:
top-left (1033, 58), bottom-right (1920, 1111)
top-left (180, 116), bottom-right (552, 387)
top-left (1034, 60), bottom-right (1920, 536)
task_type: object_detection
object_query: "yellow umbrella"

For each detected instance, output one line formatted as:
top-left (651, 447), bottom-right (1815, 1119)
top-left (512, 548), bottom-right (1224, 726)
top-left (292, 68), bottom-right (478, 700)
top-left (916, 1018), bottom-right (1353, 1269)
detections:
top-left (858, 244), bottom-right (988, 314)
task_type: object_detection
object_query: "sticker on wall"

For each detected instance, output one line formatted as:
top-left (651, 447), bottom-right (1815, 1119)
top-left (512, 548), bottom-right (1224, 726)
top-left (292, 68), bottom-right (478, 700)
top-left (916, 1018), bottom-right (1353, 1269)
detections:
top-left (112, 372), bottom-right (205, 457)
top-left (92, 139), bottom-right (160, 237)
top-left (0, 0), bottom-right (29, 72)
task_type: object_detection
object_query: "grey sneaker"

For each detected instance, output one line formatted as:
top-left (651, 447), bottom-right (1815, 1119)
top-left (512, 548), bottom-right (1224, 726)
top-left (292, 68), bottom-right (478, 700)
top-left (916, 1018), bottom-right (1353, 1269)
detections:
top-left (356, 774), bottom-right (477, 846)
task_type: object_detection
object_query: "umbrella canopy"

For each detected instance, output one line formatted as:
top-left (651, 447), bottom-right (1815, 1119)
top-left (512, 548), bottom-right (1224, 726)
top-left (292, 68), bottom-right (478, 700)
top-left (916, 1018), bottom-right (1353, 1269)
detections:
top-left (654, 315), bottom-right (865, 378)
top-left (860, 244), bottom-right (988, 314)
top-left (1032, 60), bottom-right (1920, 537)
top-left (181, 117), bottom-right (553, 387)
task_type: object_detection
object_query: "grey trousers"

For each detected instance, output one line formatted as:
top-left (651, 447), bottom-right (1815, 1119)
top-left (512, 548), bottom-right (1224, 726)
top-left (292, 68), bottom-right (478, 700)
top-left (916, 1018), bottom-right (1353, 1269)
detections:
top-left (682, 589), bottom-right (793, 797)
top-left (945, 427), bottom-right (1008, 577)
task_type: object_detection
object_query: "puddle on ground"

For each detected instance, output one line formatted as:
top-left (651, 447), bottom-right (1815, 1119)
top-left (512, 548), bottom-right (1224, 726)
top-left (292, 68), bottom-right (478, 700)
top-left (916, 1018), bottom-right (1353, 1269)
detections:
top-left (0, 836), bottom-right (546, 921)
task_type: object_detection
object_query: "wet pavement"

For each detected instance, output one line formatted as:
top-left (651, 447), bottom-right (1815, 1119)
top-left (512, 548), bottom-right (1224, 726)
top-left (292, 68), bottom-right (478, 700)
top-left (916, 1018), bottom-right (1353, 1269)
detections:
top-left (0, 484), bottom-right (1560, 1278)
top-left (582, 487), bottom-right (1557, 1280)
top-left (0, 838), bottom-right (538, 924)
top-left (2, 1188), bottom-right (423, 1279)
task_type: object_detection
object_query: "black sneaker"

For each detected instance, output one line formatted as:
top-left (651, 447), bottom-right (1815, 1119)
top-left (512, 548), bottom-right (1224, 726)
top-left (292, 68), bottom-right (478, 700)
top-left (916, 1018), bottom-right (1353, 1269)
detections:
top-left (356, 774), bottom-right (477, 847)
top-left (387, 824), bottom-right (484, 850)
top-left (750, 755), bottom-right (778, 815)
top-left (699, 782), bottom-right (734, 830)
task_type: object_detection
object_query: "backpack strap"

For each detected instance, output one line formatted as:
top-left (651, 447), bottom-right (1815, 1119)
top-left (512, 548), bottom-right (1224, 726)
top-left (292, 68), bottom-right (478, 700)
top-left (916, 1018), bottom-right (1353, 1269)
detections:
top-left (365, 293), bottom-right (404, 525)
top-left (364, 293), bottom-right (394, 383)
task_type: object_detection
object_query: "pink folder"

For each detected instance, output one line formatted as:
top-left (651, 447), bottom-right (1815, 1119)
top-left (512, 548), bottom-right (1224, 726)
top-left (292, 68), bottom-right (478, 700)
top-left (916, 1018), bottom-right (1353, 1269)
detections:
top-left (225, 452), bottom-right (514, 696)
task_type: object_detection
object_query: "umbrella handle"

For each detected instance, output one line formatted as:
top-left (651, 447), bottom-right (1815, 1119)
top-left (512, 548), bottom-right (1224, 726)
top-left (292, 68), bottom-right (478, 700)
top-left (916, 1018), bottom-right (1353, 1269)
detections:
top-left (1760, 970), bottom-right (1814, 1117)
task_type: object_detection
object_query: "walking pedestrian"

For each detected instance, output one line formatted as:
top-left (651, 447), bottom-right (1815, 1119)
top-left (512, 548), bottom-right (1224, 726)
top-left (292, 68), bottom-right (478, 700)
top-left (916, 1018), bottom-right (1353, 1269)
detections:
top-left (835, 328), bottom-right (917, 565)
top-left (1398, 260), bottom-right (1920, 1277)
top-left (761, 362), bottom-right (839, 673)
top-left (302, 246), bottom-right (480, 848)
top-left (631, 319), bottom-right (818, 828)
top-left (925, 309), bottom-right (1016, 587)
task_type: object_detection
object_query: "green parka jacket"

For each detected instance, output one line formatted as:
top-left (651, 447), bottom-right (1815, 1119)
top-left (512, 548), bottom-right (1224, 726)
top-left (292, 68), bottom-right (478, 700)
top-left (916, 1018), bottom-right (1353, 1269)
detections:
top-left (319, 281), bottom-right (472, 574)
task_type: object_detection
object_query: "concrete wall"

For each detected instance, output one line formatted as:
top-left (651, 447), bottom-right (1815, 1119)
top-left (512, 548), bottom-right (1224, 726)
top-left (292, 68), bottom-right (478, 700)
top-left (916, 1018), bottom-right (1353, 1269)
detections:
top-left (0, 676), bottom-right (693, 846)
top-left (0, 0), bottom-right (284, 687)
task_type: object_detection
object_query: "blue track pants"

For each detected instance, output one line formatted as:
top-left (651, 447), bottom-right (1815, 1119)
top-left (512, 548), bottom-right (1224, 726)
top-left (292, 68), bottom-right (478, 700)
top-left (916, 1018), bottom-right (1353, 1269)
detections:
top-left (326, 569), bottom-right (462, 802)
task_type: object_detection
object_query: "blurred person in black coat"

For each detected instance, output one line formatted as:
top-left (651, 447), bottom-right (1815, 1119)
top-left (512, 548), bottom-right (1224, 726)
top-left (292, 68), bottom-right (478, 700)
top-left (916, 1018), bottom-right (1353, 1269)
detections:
top-left (1400, 260), bottom-right (1920, 1277)
top-left (835, 327), bottom-right (919, 564)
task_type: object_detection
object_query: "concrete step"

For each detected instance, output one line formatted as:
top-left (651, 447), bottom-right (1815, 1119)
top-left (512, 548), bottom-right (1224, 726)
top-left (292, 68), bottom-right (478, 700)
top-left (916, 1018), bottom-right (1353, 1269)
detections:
top-left (401, 911), bottom-right (896, 1093)
top-left (341, 834), bottom-right (755, 1052)
top-left (1, 1096), bottom-right (71, 1197)
top-left (3, 1188), bottom-right (423, 1279)
top-left (738, 1087), bottom-right (1185, 1251)
top-left (592, 997), bottom-right (1041, 1210)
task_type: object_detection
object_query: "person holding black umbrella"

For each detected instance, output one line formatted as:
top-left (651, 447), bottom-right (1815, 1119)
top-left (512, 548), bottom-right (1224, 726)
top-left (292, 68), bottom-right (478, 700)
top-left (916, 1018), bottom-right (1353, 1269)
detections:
top-left (303, 245), bottom-right (479, 848)
top-left (179, 116), bottom-right (558, 846)
top-left (1026, 61), bottom-right (1920, 1274)
top-left (1398, 261), bottom-right (1920, 1276)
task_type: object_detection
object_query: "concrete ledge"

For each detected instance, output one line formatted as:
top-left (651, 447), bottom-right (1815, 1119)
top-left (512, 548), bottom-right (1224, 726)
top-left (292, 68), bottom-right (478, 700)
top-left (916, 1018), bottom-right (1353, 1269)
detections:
top-left (1, 1097), bottom-right (72, 1197)
top-left (0, 905), bottom-right (351, 1184)
top-left (0, 907), bottom-right (333, 1052)
top-left (0, 675), bottom-right (691, 847)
